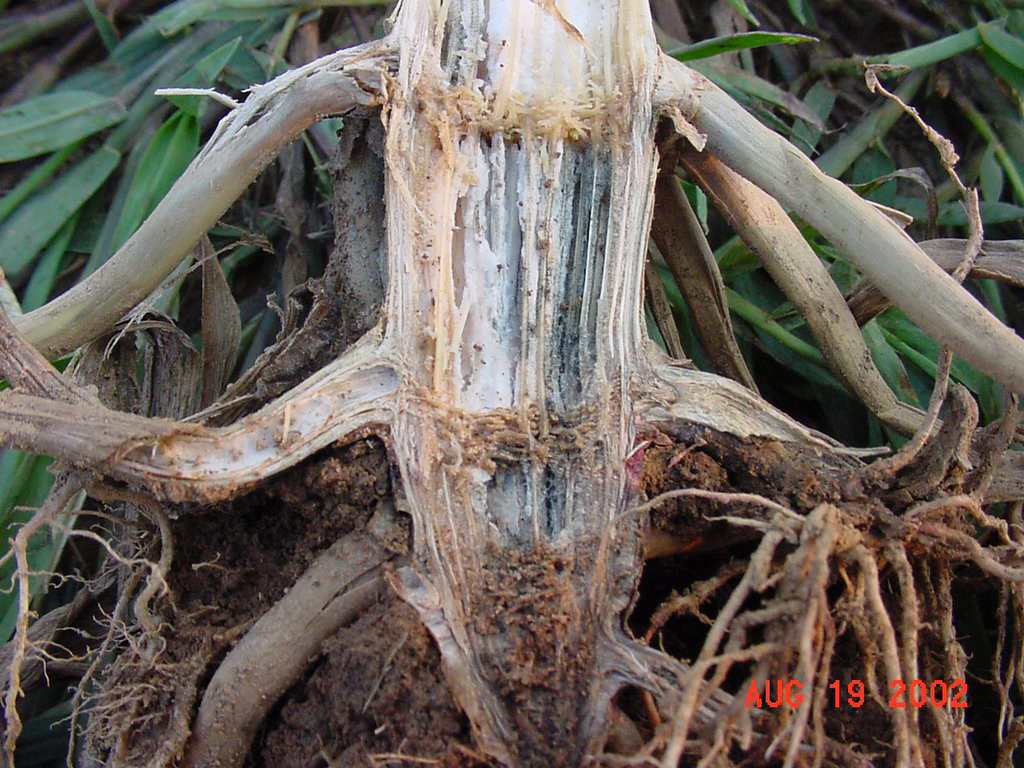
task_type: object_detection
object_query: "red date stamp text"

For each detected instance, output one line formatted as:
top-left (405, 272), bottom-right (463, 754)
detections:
top-left (743, 679), bottom-right (968, 709)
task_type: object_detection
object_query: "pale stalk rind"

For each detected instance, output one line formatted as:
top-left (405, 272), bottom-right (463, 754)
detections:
top-left (656, 56), bottom-right (1024, 397)
top-left (13, 41), bottom-right (390, 360)
top-left (383, 1), bottom-right (662, 762)
top-left (639, 354), bottom-right (860, 450)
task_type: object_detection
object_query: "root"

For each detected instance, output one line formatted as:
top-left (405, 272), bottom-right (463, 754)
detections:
top-left (180, 532), bottom-right (394, 768)
top-left (847, 544), bottom-right (914, 766)
top-left (642, 560), bottom-right (746, 643)
top-left (0, 478), bottom-right (180, 767)
top-left (81, 631), bottom-right (214, 768)
top-left (659, 522), bottom-right (789, 766)
top-left (2, 475), bottom-right (81, 762)
top-left (86, 484), bottom-right (175, 650)
top-left (68, 567), bottom-right (142, 766)
top-left (627, 401), bottom-right (1024, 767)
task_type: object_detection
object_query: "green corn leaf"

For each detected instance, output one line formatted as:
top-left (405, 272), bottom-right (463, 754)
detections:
top-left (880, 327), bottom-right (997, 419)
top-left (0, 146), bottom-right (121, 278)
top-left (668, 31), bottom-right (817, 62)
top-left (66, 194), bottom-right (106, 254)
top-left (810, 387), bottom-right (864, 446)
top-left (0, 141), bottom-right (80, 226)
top-left (878, 309), bottom-right (995, 401)
top-left (162, 36), bottom-right (243, 115)
top-left (690, 60), bottom-right (825, 127)
top-left (653, 263), bottom-right (715, 372)
top-left (194, 35), bottom-right (244, 81)
top-left (786, 0), bottom-right (815, 26)
top-left (816, 70), bottom-right (927, 179)
top-left (82, 0), bottom-right (119, 52)
top-left (646, 306), bottom-right (668, 356)
top-left (143, 0), bottom-right (386, 38)
top-left (682, 182), bottom-right (709, 233)
top-left (759, 335), bottom-right (844, 393)
top-left (979, 21), bottom-right (1024, 71)
top-left (1011, 10), bottom-right (1024, 37)
top-left (850, 150), bottom-right (897, 206)
top-left (862, 320), bottom-right (919, 407)
top-left (891, 195), bottom-right (1024, 225)
top-left (0, 453), bottom-right (58, 643)
top-left (15, 700), bottom-right (72, 768)
top-left (950, 200), bottom-right (1024, 225)
top-left (726, 287), bottom-right (824, 363)
top-left (715, 236), bottom-right (759, 281)
top-left (978, 278), bottom-right (1008, 323)
top-left (146, 1), bottom-right (244, 37)
top-left (20, 215), bottom-right (76, 313)
top-left (0, 451), bottom-right (32, 527)
top-left (980, 144), bottom-right (1005, 202)
top-left (877, 25), bottom-right (984, 72)
top-left (0, 91), bottom-right (125, 163)
top-left (981, 45), bottom-right (1024, 94)
top-left (221, 44), bottom-right (269, 90)
top-left (826, 253), bottom-right (860, 294)
top-left (904, 352), bottom-right (946, 410)
top-left (726, 0), bottom-right (759, 26)
top-left (57, 28), bottom-right (174, 96)
top-left (105, 111), bottom-right (200, 269)
top-left (955, 96), bottom-right (1024, 204)
top-left (85, 117), bottom-right (161, 274)
top-left (196, 7), bottom-right (303, 23)
top-left (791, 81), bottom-right (836, 154)
top-left (752, 104), bottom-right (799, 136)
top-left (156, 2), bottom-right (291, 35)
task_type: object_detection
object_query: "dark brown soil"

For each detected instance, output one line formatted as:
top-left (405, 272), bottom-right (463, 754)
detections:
top-left (170, 436), bottom-right (394, 627)
top-left (258, 595), bottom-right (488, 768)
top-left (637, 421), bottom-right (864, 557)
